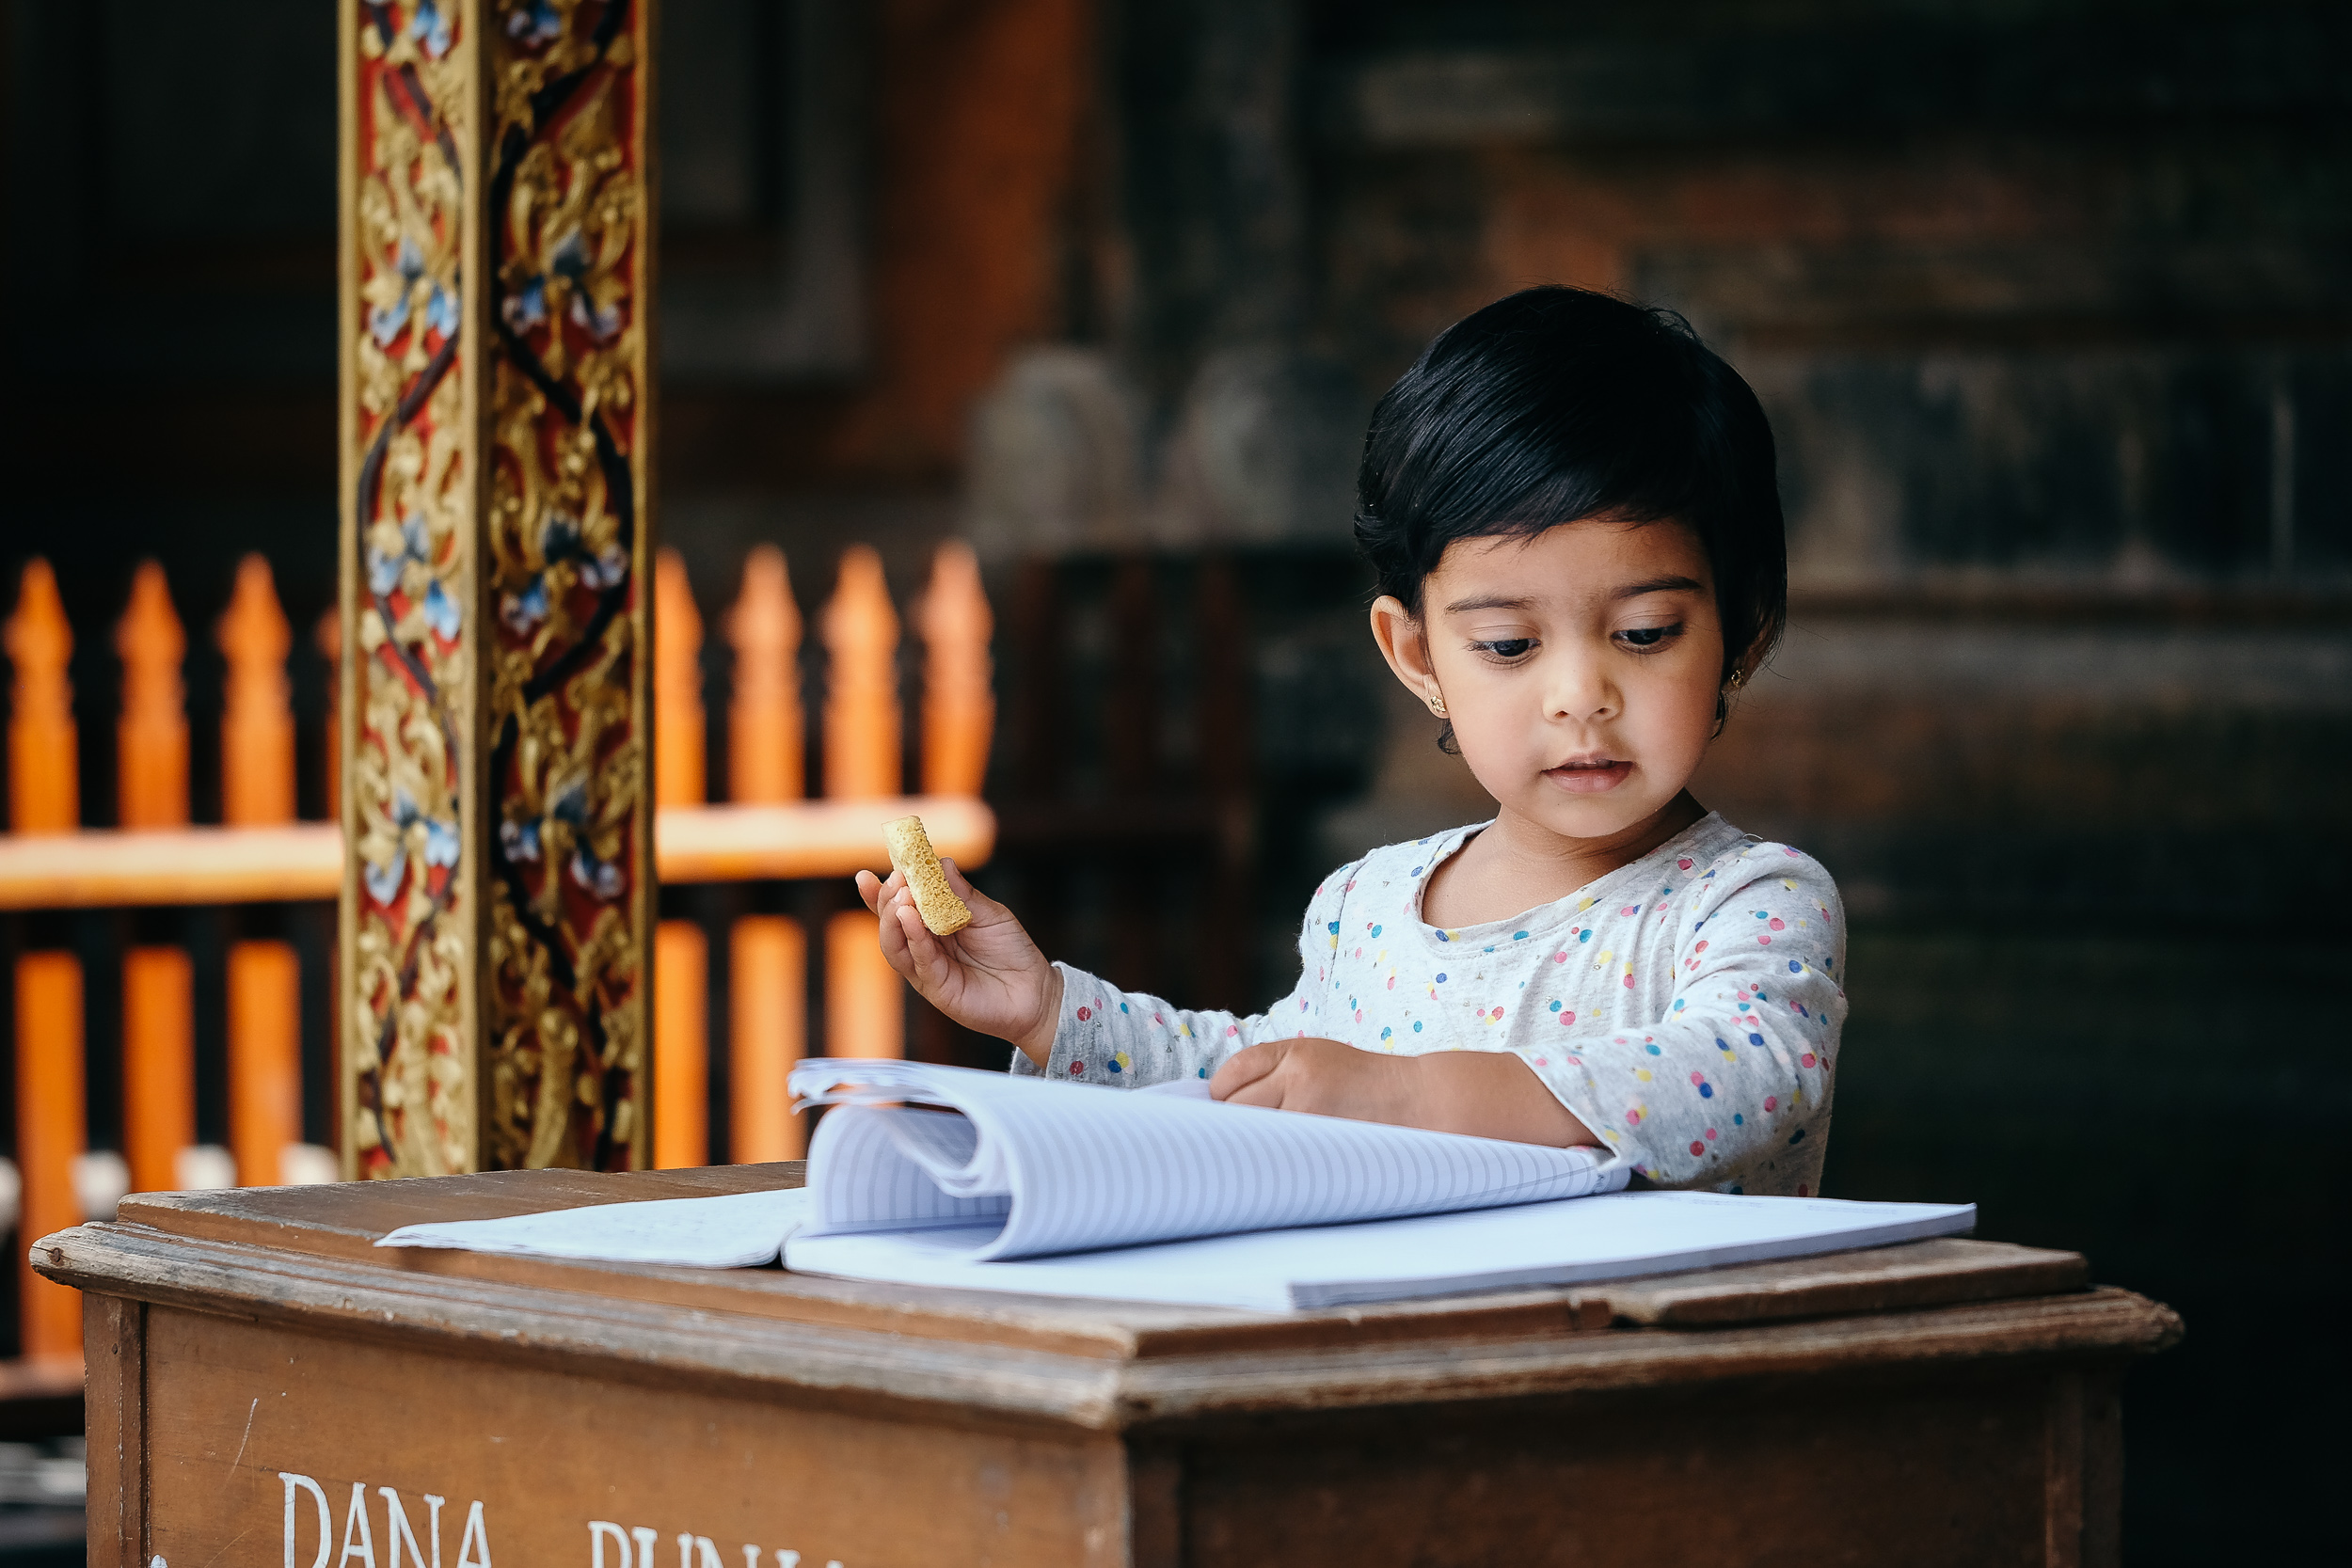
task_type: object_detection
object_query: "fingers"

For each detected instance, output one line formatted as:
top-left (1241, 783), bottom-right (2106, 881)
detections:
top-left (871, 886), bottom-right (918, 975)
top-left (937, 858), bottom-right (1005, 922)
top-left (1221, 1075), bottom-right (1289, 1109)
top-left (855, 868), bottom-right (907, 917)
top-left (889, 888), bottom-right (975, 1000)
top-left (1209, 1039), bottom-right (1287, 1102)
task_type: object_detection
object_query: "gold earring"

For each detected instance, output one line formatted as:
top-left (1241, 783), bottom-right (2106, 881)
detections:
top-left (1428, 690), bottom-right (1448, 717)
top-left (1726, 668), bottom-right (1747, 693)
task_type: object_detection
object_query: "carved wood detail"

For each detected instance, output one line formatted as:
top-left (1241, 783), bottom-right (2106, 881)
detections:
top-left (340, 0), bottom-right (653, 1178)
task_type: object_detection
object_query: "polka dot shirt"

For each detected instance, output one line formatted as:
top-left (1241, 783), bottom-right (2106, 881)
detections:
top-left (1012, 813), bottom-right (1847, 1196)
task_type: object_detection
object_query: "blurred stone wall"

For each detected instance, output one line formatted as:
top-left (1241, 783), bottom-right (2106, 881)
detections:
top-left (978, 0), bottom-right (2352, 569)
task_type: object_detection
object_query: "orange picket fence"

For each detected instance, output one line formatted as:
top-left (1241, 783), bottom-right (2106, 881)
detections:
top-left (0, 542), bottom-right (994, 1370)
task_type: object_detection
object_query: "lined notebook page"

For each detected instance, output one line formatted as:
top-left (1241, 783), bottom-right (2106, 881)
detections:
top-left (783, 1190), bottom-right (1979, 1312)
top-left (789, 1060), bottom-right (1628, 1261)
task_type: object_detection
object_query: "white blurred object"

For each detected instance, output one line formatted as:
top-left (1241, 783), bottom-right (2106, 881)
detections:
top-left (34, 1451), bottom-right (84, 1502)
top-left (173, 1145), bottom-right (237, 1192)
top-left (278, 1144), bottom-right (339, 1185)
top-left (0, 1439), bottom-right (85, 1505)
top-left (0, 1158), bottom-right (20, 1233)
top-left (72, 1150), bottom-right (131, 1221)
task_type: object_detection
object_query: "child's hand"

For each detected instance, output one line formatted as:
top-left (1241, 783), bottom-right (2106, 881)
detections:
top-left (1209, 1038), bottom-right (1420, 1125)
top-left (1212, 1039), bottom-right (1598, 1148)
top-left (855, 859), bottom-right (1062, 1066)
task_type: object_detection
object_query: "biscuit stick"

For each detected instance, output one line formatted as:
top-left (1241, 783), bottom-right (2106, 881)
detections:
top-left (882, 815), bottom-right (973, 936)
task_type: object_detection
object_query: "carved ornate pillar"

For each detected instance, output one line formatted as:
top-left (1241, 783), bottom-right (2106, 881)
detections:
top-left (338, 0), bottom-right (656, 1177)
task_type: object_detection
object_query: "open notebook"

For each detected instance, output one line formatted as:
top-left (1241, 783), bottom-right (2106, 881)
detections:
top-left (781, 1061), bottom-right (1976, 1311)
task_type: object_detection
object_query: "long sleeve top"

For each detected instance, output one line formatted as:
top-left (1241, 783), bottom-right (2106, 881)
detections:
top-left (1009, 813), bottom-right (1847, 1196)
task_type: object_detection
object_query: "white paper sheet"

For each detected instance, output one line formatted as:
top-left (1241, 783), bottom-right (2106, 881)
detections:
top-left (376, 1187), bottom-right (812, 1268)
top-left (784, 1189), bottom-right (1978, 1311)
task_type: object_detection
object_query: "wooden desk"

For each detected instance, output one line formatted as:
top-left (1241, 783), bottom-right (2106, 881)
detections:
top-left (36, 1167), bottom-right (2178, 1568)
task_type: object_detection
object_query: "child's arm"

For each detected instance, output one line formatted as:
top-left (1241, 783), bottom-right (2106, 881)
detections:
top-left (862, 854), bottom-right (1368, 1085)
top-left (1001, 856), bottom-right (1375, 1085)
top-left (858, 858), bottom-right (1322, 1078)
top-left (1213, 1039), bottom-right (1599, 1146)
top-left (1038, 966), bottom-right (1289, 1085)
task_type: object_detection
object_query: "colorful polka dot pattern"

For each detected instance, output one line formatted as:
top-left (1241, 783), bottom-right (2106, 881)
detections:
top-left (1011, 812), bottom-right (1847, 1197)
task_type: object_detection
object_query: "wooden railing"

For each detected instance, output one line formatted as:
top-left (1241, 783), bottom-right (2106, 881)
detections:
top-left (0, 542), bottom-right (993, 1363)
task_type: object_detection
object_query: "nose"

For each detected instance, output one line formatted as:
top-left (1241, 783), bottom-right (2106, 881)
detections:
top-left (1546, 643), bottom-right (1619, 724)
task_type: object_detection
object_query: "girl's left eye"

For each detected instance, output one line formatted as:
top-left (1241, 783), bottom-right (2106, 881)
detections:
top-left (1616, 624), bottom-right (1682, 649)
top-left (1472, 639), bottom-right (1535, 659)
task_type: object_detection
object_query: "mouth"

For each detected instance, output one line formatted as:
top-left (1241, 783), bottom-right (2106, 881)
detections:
top-left (1543, 757), bottom-right (1632, 794)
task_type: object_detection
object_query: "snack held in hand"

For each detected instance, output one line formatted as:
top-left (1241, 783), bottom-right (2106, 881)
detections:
top-left (882, 815), bottom-right (973, 935)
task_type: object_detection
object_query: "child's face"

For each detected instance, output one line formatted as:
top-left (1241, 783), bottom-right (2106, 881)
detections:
top-left (1375, 517), bottom-right (1728, 844)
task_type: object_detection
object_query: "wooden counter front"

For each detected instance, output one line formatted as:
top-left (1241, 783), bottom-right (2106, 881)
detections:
top-left (36, 1166), bottom-right (2178, 1568)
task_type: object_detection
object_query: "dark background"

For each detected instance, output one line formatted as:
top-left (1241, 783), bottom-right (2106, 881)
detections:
top-left (5, 2), bottom-right (2348, 1559)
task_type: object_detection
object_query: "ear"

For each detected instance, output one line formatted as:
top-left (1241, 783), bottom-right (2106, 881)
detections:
top-left (1369, 595), bottom-right (1438, 698)
top-left (1730, 626), bottom-right (1773, 688)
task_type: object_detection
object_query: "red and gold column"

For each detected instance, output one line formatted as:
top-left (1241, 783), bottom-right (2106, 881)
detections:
top-left (339, 0), bottom-right (656, 1177)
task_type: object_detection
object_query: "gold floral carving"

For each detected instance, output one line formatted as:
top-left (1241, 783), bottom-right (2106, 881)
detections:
top-left (481, 0), bottom-right (651, 1172)
top-left (342, 0), bottom-right (650, 1177)
top-left (346, 0), bottom-right (474, 1179)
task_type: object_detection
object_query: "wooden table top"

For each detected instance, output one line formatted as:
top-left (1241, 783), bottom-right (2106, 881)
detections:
top-left (37, 1164), bottom-right (2181, 1433)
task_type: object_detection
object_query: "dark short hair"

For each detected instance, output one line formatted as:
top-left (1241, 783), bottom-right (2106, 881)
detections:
top-left (1354, 286), bottom-right (1787, 686)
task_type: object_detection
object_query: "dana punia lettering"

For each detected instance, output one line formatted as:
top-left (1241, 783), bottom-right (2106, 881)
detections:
top-left (278, 1475), bottom-right (492, 1568)
top-left (273, 1476), bottom-right (841, 1568)
top-left (587, 1523), bottom-right (841, 1568)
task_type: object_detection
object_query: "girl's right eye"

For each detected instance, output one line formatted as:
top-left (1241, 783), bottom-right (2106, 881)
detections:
top-left (1472, 639), bottom-right (1535, 660)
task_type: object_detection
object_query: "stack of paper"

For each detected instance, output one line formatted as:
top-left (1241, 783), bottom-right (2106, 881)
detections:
top-left (782, 1062), bottom-right (1974, 1312)
top-left (377, 1063), bottom-right (1973, 1311)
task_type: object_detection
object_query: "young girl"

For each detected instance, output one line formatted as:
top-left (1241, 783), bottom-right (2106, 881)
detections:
top-left (857, 286), bottom-right (1844, 1197)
